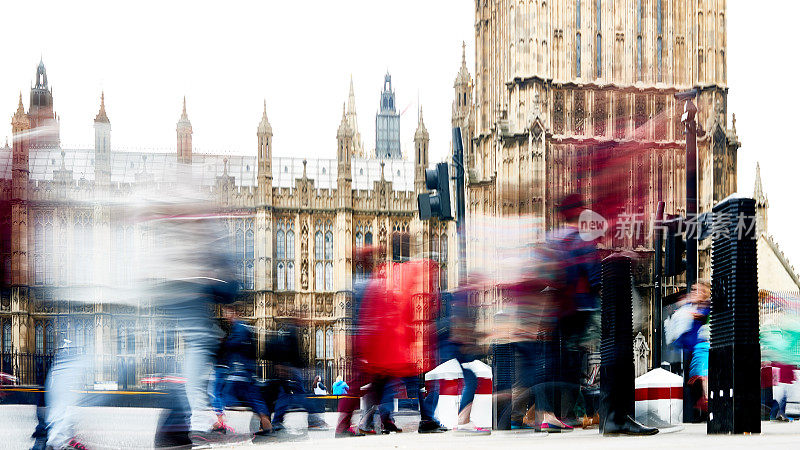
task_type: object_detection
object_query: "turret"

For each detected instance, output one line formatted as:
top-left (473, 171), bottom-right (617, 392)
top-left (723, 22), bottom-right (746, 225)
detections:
top-left (11, 93), bottom-right (30, 201)
top-left (257, 100), bottom-right (273, 204)
top-left (414, 107), bottom-right (429, 194)
top-left (177, 97), bottom-right (192, 166)
top-left (94, 92), bottom-right (111, 185)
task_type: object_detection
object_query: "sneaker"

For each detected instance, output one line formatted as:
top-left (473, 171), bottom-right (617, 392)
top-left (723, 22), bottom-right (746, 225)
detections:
top-left (418, 419), bottom-right (447, 433)
top-left (454, 423), bottom-right (491, 436)
top-left (211, 423), bottom-right (234, 434)
top-left (66, 438), bottom-right (90, 450)
top-left (358, 426), bottom-right (377, 435)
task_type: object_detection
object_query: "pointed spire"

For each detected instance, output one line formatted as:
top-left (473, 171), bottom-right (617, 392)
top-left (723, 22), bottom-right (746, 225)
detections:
top-left (345, 77), bottom-right (363, 156)
top-left (15, 92), bottom-right (25, 115)
top-left (94, 91), bottom-right (110, 123)
top-left (258, 99), bottom-right (272, 135)
top-left (178, 96), bottom-right (191, 127)
top-left (455, 41), bottom-right (471, 86)
top-left (414, 106), bottom-right (428, 140)
top-left (348, 75), bottom-right (356, 113)
top-left (754, 162), bottom-right (768, 206)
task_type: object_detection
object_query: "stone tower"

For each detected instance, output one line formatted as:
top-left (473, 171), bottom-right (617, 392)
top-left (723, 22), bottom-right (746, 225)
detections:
top-left (257, 100), bottom-right (273, 204)
top-left (28, 60), bottom-right (59, 148)
top-left (176, 97), bottom-right (192, 165)
top-left (413, 108), bottom-right (429, 194)
top-left (375, 73), bottom-right (401, 159)
top-left (94, 92), bottom-right (111, 186)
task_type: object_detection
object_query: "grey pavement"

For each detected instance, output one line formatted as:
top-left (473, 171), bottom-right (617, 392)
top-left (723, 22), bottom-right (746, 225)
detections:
top-left (3, 405), bottom-right (800, 449)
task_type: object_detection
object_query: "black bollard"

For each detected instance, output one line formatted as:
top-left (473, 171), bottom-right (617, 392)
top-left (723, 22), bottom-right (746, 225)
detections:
top-left (707, 195), bottom-right (760, 434)
top-left (599, 253), bottom-right (635, 431)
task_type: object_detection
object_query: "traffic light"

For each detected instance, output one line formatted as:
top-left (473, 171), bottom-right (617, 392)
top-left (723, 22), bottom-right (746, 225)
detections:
top-left (664, 215), bottom-right (686, 277)
top-left (417, 162), bottom-right (452, 221)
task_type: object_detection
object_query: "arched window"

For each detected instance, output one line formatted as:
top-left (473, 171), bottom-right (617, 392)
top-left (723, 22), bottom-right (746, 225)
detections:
top-left (316, 328), bottom-right (324, 358)
top-left (277, 230), bottom-right (285, 259)
top-left (355, 232), bottom-right (364, 249)
top-left (277, 262), bottom-right (285, 290)
top-left (245, 261), bottom-right (254, 290)
top-left (286, 230), bottom-right (295, 257)
top-left (325, 329), bottom-right (334, 359)
top-left (595, 0), bottom-right (601, 78)
top-left (441, 235), bottom-right (448, 261)
top-left (315, 232), bottom-right (324, 260)
top-left (287, 262), bottom-right (295, 290)
top-left (365, 231), bottom-right (373, 246)
top-left (325, 262), bottom-right (334, 291)
top-left (76, 321), bottom-right (84, 349)
top-left (35, 323), bottom-right (44, 354)
top-left (3, 322), bottom-right (13, 353)
top-left (576, 33), bottom-right (581, 77)
top-left (315, 262), bottom-right (324, 290)
top-left (45, 325), bottom-right (55, 354)
top-left (236, 228), bottom-right (244, 278)
top-left (324, 232), bottom-right (333, 260)
top-left (245, 229), bottom-right (254, 289)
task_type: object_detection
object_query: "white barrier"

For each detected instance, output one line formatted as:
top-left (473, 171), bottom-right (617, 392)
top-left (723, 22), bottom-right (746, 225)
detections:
top-left (461, 360), bottom-right (493, 429)
top-left (424, 359), bottom-right (464, 429)
top-left (634, 368), bottom-right (683, 425)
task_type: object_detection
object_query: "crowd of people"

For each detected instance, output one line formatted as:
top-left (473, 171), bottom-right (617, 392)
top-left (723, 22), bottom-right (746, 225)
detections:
top-left (29, 191), bottom-right (674, 450)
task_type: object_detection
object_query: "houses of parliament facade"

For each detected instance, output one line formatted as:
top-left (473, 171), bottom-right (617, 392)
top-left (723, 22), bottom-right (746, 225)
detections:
top-left (3, 0), bottom-right (744, 384)
top-left (455, 0), bottom-right (740, 353)
top-left (0, 63), bottom-right (456, 387)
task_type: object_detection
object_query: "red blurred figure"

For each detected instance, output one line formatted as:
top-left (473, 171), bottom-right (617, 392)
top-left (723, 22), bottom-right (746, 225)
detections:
top-left (336, 252), bottom-right (444, 436)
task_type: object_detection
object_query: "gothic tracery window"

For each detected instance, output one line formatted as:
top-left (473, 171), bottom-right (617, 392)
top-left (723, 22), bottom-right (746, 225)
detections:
top-left (315, 220), bottom-right (334, 291)
top-left (233, 218), bottom-right (255, 290)
top-left (276, 219), bottom-right (295, 290)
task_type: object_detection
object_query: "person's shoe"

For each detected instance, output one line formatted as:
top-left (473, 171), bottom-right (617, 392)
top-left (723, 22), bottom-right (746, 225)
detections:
top-left (335, 427), bottom-right (366, 438)
top-left (538, 421), bottom-right (573, 433)
top-left (155, 431), bottom-right (193, 449)
top-left (66, 438), bottom-right (90, 450)
top-left (307, 417), bottom-right (330, 431)
top-left (603, 415), bottom-right (658, 436)
top-left (211, 423), bottom-right (234, 434)
top-left (418, 419), bottom-right (446, 433)
top-left (454, 423), bottom-right (491, 436)
top-left (510, 420), bottom-right (535, 430)
top-left (381, 421), bottom-right (403, 434)
top-left (358, 426), bottom-right (377, 435)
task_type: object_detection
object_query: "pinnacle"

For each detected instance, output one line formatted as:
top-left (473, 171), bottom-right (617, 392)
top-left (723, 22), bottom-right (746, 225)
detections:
top-left (95, 91), bottom-right (110, 123)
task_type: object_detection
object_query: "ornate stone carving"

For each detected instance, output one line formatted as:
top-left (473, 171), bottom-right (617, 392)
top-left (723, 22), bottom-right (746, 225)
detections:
top-left (301, 260), bottom-right (309, 290)
top-left (573, 90), bottom-right (585, 135)
top-left (594, 91), bottom-right (606, 137)
top-left (553, 90), bottom-right (565, 135)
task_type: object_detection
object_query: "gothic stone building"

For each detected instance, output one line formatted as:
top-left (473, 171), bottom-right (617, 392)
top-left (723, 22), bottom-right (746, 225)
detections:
top-left (453, 0), bottom-right (740, 360)
top-left (0, 62), bottom-right (455, 387)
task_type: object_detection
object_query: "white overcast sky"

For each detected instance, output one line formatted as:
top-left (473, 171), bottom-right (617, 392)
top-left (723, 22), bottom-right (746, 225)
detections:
top-left (3, 1), bottom-right (800, 270)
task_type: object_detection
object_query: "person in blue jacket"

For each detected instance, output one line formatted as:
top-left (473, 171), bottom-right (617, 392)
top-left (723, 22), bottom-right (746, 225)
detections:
top-left (332, 375), bottom-right (349, 395)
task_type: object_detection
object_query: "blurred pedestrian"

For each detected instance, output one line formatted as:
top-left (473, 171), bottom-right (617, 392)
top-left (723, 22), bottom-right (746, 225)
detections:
top-left (332, 375), bottom-right (349, 395)
top-left (212, 306), bottom-right (273, 437)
